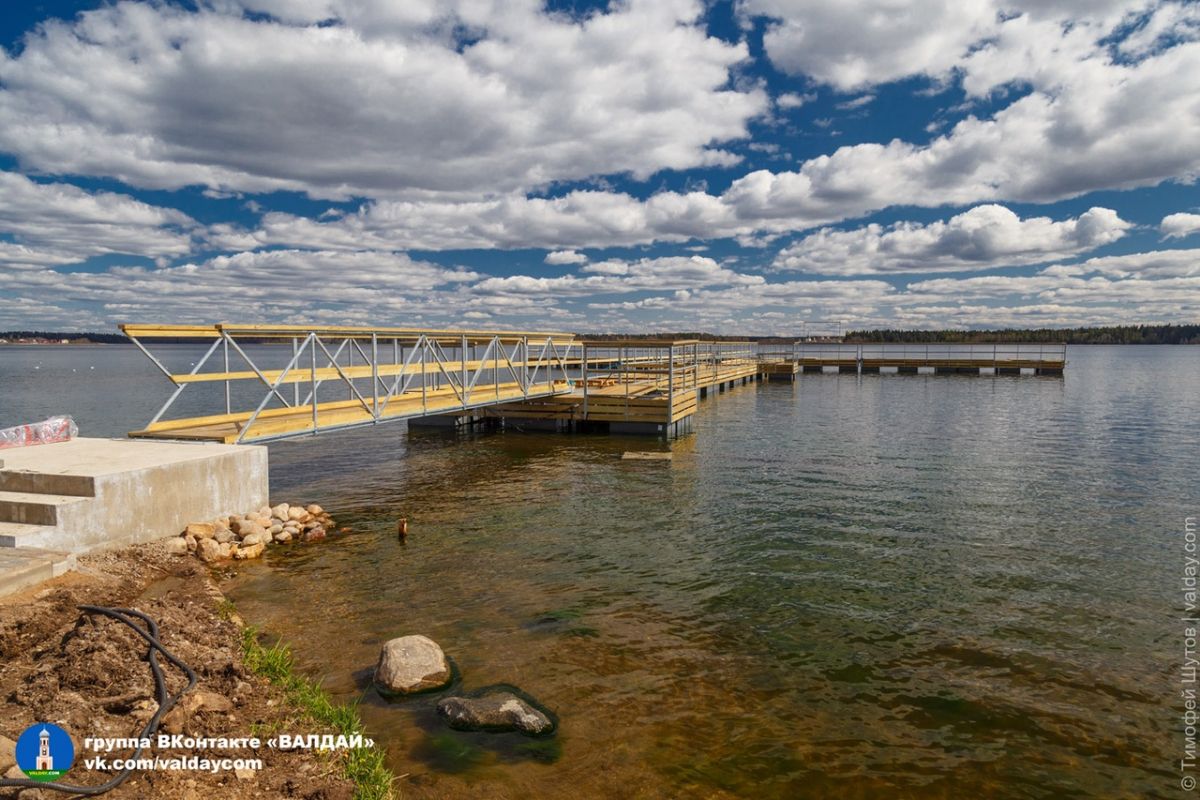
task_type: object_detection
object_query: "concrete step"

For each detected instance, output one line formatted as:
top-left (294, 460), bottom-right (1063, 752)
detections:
top-left (0, 521), bottom-right (58, 548)
top-left (0, 490), bottom-right (91, 526)
top-left (0, 469), bottom-right (95, 497)
top-left (0, 546), bottom-right (76, 598)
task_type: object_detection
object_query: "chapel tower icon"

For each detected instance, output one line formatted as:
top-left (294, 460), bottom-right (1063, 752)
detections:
top-left (35, 727), bottom-right (52, 770)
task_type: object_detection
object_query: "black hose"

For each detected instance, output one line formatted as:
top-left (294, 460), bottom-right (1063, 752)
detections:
top-left (0, 605), bottom-right (197, 796)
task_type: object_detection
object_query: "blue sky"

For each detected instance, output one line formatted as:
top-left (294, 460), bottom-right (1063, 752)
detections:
top-left (0, 0), bottom-right (1198, 334)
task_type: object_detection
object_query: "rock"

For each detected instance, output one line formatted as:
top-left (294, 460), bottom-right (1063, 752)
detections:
top-left (214, 528), bottom-right (237, 544)
top-left (235, 543), bottom-right (265, 559)
top-left (17, 788), bottom-right (44, 800)
top-left (257, 505), bottom-right (272, 517)
top-left (218, 542), bottom-right (234, 559)
top-left (164, 537), bottom-right (189, 556)
top-left (269, 523), bottom-right (284, 535)
top-left (240, 531), bottom-right (269, 547)
top-left (273, 531), bottom-right (293, 543)
top-left (287, 506), bottom-right (308, 522)
top-left (162, 690), bottom-right (237, 733)
top-left (5, 763), bottom-right (24, 780)
top-left (0, 734), bottom-right (16, 773)
top-left (234, 765), bottom-right (257, 781)
top-left (302, 527), bottom-right (326, 542)
top-left (185, 534), bottom-right (198, 553)
top-left (436, 690), bottom-right (554, 735)
top-left (271, 503), bottom-right (290, 518)
top-left (196, 538), bottom-right (222, 563)
top-left (185, 522), bottom-right (215, 539)
top-left (306, 504), bottom-right (324, 516)
top-left (373, 635), bottom-right (452, 696)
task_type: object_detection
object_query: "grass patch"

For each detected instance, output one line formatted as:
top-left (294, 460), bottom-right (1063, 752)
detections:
top-left (241, 626), bottom-right (396, 800)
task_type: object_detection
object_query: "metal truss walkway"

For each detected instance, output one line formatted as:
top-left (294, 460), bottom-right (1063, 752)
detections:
top-left (122, 324), bottom-right (580, 443)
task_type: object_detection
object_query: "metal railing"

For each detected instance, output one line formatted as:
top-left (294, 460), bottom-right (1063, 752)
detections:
top-left (122, 323), bottom-right (579, 443)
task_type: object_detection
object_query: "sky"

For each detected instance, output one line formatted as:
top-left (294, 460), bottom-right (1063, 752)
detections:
top-left (0, 0), bottom-right (1198, 335)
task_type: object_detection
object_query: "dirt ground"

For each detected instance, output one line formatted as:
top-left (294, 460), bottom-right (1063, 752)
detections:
top-left (0, 545), bottom-right (356, 800)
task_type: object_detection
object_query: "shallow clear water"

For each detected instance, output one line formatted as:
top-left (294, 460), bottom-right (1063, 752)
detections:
top-left (1, 344), bottom-right (1197, 798)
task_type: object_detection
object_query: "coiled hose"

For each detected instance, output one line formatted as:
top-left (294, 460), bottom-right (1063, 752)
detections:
top-left (0, 605), bottom-right (197, 796)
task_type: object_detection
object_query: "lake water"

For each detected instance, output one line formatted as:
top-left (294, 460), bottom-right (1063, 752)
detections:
top-left (1, 344), bottom-right (1197, 798)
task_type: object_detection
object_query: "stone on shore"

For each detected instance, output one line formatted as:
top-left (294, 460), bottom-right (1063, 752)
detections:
top-left (374, 635), bottom-right (451, 696)
top-left (306, 504), bottom-right (323, 516)
top-left (274, 531), bottom-right (292, 543)
top-left (186, 522), bottom-right (216, 539)
top-left (234, 542), bottom-right (265, 559)
top-left (0, 734), bottom-right (17, 773)
top-left (287, 506), bottom-right (308, 522)
top-left (164, 537), bottom-right (189, 556)
top-left (196, 538), bottom-right (222, 563)
top-left (240, 531), bottom-right (269, 547)
top-left (436, 690), bottom-right (554, 735)
top-left (271, 503), bottom-right (290, 518)
top-left (214, 528), bottom-right (237, 544)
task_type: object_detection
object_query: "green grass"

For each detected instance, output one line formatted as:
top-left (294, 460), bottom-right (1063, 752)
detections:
top-left (240, 626), bottom-right (396, 800)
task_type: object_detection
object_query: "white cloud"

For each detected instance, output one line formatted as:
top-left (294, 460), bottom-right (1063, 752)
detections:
top-left (775, 92), bottom-right (815, 109)
top-left (773, 205), bottom-right (1130, 274)
top-left (1161, 212), bottom-right (1200, 239)
top-left (738, 0), bottom-right (1151, 91)
top-left (835, 94), bottom-right (874, 110)
top-left (0, 171), bottom-right (196, 268)
top-left (203, 17), bottom-right (1200, 254)
top-left (740, 0), bottom-right (1000, 91)
top-left (544, 249), bottom-right (588, 265)
top-left (0, 0), bottom-right (765, 200)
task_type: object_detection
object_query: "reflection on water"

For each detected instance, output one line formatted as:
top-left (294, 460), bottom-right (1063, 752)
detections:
top-left (2, 345), bottom-right (1195, 797)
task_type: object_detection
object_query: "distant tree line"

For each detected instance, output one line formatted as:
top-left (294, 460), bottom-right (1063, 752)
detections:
top-left (0, 330), bottom-right (129, 344)
top-left (843, 324), bottom-right (1200, 344)
top-left (6, 325), bottom-right (1199, 345)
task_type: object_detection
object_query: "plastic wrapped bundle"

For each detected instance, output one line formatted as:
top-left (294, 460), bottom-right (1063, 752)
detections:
top-left (0, 415), bottom-right (78, 449)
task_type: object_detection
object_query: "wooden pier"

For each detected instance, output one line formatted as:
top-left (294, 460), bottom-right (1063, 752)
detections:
top-left (121, 325), bottom-right (1066, 442)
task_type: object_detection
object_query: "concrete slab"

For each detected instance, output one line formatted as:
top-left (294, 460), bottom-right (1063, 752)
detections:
top-left (0, 438), bottom-right (268, 553)
top-left (0, 547), bottom-right (75, 598)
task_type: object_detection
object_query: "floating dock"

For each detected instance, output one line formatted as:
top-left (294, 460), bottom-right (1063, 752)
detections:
top-left (120, 324), bottom-right (1066, 442)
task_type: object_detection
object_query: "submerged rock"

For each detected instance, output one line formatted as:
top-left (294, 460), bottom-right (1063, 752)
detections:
top-left (436, 689), bottom-right (554, 735)
top-left (374, 635), bottom-right (451, 696)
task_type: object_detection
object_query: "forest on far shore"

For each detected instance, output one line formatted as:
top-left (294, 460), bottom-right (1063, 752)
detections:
top-left (842, 324), bottom-right (1200, 344)
top-left (3, 324), bottom-right (1199, 345)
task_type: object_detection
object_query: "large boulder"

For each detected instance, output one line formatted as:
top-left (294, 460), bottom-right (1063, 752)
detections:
top-left (373, 635), bottom-right (451, 696)
top-left (196, 538), bottom-right (222, 563)
top-left (0, 734), bottom-right (16, 773)
top-left (436, 689), bottom-right (554, 735)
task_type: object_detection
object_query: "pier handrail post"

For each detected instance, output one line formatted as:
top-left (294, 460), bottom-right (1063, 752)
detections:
top-left (310, 332), bottom-right (318, 434)
top-left (461, 334), bottom-right (469, 408)
top-left (292, 337), bottom-right (300, 407)
top-left (421, 336), bottom-right (427, 414)
top-left (372, 333), bottom-right (379, 420)
top-left (668, 343), bottom-right (675, 418)
top-left (224, 336), bottom-right (231, 415)
top-left (582, 342), bottom-right (589, 419)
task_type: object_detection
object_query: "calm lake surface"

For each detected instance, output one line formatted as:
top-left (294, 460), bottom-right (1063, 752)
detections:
top-left (1, 344), bottom-right (1197, 798)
